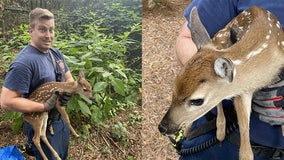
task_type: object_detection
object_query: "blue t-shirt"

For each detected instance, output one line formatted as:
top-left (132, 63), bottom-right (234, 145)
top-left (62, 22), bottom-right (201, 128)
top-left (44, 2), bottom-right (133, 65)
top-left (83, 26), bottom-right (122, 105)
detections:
top-left (4, 44), bottom-right (69, 98)
top-left (183, 0), bottom-right (284, 148)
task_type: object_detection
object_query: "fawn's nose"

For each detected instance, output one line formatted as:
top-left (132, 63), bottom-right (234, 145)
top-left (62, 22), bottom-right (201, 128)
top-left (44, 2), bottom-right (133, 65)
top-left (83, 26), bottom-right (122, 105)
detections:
top-left (89, 96), bottom-right (95, 101)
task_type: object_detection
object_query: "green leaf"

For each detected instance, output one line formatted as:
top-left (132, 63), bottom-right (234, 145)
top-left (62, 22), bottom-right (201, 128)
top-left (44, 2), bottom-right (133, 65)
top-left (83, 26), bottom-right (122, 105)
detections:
top-left (116, 69), bottom-right (127, 79)
top-left (111, 78), bottom-right (125, 96)
top-left (93, 82), bottom-right (108, 92)
top-left (102, 72), bottom-right (112, 78)
top-left (2, 111), bottom-right (15, 121)
top-left (88, 57), bottom-right (103, 62)
top-left (67, 96), bottom-right (78, 111)
top-left (81, 52), bottom-right (93, 59)
top-left (79, 94), bottom-right (93, 104)
top-left (11, 116), bottom-right (24, 134)
top-left (94, 67), bottom-right (105, 73)
top-left (78, 100), bottom-right (92, 116)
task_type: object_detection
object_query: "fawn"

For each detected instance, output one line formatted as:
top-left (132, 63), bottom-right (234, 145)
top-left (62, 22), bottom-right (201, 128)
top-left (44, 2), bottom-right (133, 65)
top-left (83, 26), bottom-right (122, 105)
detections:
top-left (158, 6), bottom-right (284, 160)
top-left (23, 70), bottom-right (93, 160)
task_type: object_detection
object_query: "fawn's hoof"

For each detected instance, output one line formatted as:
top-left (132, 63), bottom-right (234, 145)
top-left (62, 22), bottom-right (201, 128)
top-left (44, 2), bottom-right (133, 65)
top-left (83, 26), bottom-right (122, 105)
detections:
top-left (239, 149), bottom-right (253, 160)
top-left (72, 132), bottom-right (79, 137)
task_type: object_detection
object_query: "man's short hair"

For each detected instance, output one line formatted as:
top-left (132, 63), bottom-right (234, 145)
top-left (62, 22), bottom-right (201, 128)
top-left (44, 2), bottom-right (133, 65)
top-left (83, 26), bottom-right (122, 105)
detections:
top-left (29, 8), bottom-right (54, 28)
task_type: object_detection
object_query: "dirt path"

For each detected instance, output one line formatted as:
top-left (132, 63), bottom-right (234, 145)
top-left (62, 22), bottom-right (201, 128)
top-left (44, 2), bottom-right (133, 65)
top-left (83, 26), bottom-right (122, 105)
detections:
top-left (142, 0), bottom-right (191, 159)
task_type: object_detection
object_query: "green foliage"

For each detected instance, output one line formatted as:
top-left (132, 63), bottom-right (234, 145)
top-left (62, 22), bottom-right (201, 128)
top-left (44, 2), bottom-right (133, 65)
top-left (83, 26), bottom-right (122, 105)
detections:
top-left (57, 1), bottom-right (142, 70)
top-left (126, 156), bottom-right (135, 160)
top-left (100, 146), bottom-right (111, 154)
top-left (53, 11), bottom-right (142, 128)
top-left (1, 24), bottom-right (30, 50)
top-left (2, 111), bottom-right (23, 133)
top-left (0, 24), bottom-right (30, 64)
top-left (129, 110), bottom-right (142, 125)
top-left (110, 122), bottom-right (130, 145)
top-left (53, 13), bottom-right (141, 127)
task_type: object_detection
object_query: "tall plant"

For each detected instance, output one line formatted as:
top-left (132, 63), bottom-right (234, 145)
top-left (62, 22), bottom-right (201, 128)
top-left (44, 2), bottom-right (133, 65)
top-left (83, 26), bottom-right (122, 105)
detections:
top-left (53, 13), bottom-right (142, 125)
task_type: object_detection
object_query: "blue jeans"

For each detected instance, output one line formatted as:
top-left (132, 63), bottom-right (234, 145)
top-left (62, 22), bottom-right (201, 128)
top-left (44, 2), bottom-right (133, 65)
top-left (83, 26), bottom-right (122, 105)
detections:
top-left (24, 118), bottom-right (70, 160)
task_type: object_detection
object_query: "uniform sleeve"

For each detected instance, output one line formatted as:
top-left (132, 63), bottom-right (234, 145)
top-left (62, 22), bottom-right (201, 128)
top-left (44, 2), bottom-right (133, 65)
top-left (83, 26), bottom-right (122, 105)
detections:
top-left (3, 62), bottom-right (32, 94)
top-left (184, 0), bottom-right (238, 38)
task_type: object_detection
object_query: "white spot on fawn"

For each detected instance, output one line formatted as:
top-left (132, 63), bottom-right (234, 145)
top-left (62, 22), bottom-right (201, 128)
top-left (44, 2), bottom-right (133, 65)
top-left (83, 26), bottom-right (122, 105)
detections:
top-left (232, 60), bottom-right (242, 65)
top-left (217, 33), bottom-right (223, 38)
top-left (246, 43), bottom-right (268, 59)
top-left (276, 22), bottom-right (281, 29)
top-left (268, 16), bottom-right (271, 22)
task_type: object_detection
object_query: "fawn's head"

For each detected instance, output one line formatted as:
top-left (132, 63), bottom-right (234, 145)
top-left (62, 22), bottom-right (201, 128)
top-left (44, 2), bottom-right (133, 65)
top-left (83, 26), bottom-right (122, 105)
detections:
top-left (76, 70), bottom-right (94, 100)
top-left (158, 6), bottom-right (284, 136)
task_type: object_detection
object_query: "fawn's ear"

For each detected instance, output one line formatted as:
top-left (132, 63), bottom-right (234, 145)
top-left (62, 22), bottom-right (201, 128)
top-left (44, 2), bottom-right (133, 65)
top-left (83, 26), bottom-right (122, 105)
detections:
top-left (214, 57), bottom-right (235, 83)
top-left (190, 7), bottom-right (212, 50)
top-left (78, 70), bottom-right (85, 82)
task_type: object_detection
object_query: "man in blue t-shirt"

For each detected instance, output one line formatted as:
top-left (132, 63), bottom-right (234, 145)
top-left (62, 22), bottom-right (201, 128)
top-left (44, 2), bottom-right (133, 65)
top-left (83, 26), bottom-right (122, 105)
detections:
top-left (173, 0), bottom-right (284, 159)
top-left (0, 8), bottom-right (73, 160)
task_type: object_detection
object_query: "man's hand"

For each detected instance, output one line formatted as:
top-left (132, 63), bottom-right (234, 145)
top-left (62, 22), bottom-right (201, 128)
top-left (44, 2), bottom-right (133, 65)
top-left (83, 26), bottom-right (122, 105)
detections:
top-left (252, 71), bottom-right (284, 125)
top-left (58, 92), bottom-right (72, 106)
top-left (44, 92), bottom-right (59, 111)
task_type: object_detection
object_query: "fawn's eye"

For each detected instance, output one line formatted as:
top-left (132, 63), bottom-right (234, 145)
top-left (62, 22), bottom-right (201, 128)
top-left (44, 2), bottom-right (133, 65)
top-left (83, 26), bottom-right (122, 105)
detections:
top-left (190, 99), bottom-right (204, 106)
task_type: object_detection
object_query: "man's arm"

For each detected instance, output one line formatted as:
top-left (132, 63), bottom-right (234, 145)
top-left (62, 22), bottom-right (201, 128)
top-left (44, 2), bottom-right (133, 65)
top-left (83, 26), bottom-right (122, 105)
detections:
top-left (175, 21), bottom-right (198, 66)
top-left (65, 70), bottom-right (74, 82)
top-left (0, 87), bottom-right (45, 112)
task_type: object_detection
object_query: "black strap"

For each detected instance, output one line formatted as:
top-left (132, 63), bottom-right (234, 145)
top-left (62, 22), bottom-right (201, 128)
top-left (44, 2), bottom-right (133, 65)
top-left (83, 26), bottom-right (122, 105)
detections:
top-left (49, 50), bottom-right (62, 82)
top-left (49, 50), bottom-right (59, 77)
top-left (48, 50), bottom-right (62, 122)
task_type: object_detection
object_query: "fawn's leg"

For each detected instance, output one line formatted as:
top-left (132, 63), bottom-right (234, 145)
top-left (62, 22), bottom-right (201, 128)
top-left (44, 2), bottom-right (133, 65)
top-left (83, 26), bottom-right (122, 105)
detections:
top-left (56, 100), bottom-right (79, 137)
top-left (234, 94), bottom-right (253, 160)
top-left (183, 123), bottom-right (192, 138)
top-left (40, 113), bottom-right (62, 160)
top-left (216, 103), bottom-right (226, 142)
top-left (281, 125), bottom-right (284, 136)
top-left (24, 114), bottom-right (49, 160)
